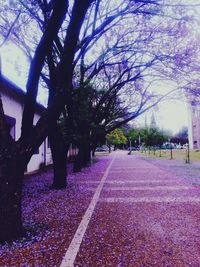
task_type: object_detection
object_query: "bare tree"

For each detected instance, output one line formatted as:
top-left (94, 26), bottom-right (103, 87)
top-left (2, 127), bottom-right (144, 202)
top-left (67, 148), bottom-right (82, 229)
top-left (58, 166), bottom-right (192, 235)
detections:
top-left (0, 0), bottom-right (94, 242)
top-left (0, 0), bottom-right (197, 241)
top-left (70, 1), bottom-right (191, 169)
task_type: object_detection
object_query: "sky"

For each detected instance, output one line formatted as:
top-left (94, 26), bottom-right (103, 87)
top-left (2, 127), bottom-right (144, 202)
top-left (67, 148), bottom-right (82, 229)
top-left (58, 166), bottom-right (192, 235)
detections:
top-left (1, 43), bottom-right (48, 106)
top-left (135, 99), bottom-right (188, 134)
top-left (1, 0), bottom-right (197, 135)
top-left (1, 43), bottom-right (28, 89)
top-left (0, 42), bottom-right (189, 134)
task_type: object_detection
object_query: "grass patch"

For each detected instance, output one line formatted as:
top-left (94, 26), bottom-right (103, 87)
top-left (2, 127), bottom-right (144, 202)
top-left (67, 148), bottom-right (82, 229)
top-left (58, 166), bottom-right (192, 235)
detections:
top-left (140, 149), bottom-right (200, 162)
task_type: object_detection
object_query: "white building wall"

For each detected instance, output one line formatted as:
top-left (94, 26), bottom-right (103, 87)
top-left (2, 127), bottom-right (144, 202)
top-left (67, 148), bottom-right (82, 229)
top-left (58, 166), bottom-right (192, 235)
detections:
top-left (45, 140), bottom-right (52, 165)
top-left (1, 90), bottom-right (23, 140)
top-left (188, 98), bottom-right (200, 150)
top-left (1, 90), bottom-right (52, 173)
top-left (28, 113), bottom-right (45, 173)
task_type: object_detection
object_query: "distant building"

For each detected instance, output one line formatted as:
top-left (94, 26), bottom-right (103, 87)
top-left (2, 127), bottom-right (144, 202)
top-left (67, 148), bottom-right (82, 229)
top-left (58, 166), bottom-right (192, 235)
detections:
top-left (150, 112), bottom-right (157, 128)
top-left (188, 98), bottom-right (200, 149)
top-left (0, 75), bottom-right (53, 173)
top-left (143, 112), bottom-right (157, 129)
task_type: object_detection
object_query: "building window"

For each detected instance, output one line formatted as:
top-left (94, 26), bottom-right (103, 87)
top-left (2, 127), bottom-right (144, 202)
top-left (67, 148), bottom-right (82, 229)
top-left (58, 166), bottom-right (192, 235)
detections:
top-left (5, 115), bottom-right (16, 140)
top-left (34, 147), bottom-right (39, 154)
top-left (193, 140), bottom-right (198, 149)
top-left (47, 137), bottom-right (51, 148)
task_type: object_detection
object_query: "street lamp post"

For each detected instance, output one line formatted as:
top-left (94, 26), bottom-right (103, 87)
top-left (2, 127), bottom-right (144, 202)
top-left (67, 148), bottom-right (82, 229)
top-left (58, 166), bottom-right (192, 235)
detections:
top-left (130, 139), bottom-right (132, 154)
top-left (169, 138), bottom-right (173, 160)
top-left (138, 132), bottom-right (141, 150)
top-left (170, 141), bottom-right (173, 160)
top-left (186, 143), bottom-right (190, 164)
top-left (128, 138), bottom-right (132, 155)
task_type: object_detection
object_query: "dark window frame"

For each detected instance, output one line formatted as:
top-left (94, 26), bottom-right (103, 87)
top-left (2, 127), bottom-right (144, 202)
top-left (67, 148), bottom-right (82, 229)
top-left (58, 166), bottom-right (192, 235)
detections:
top-left (5, 114), bottom-right (16, 140)
top-left (34, 147), bottom-right (40, 155)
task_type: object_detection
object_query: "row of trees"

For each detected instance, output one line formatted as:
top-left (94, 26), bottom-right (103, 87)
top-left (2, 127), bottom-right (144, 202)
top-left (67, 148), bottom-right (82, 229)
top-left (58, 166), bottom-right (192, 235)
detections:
top-left (106, 125), bottom-right (188, 148)
top-left (127, 127), bottom-right (170, 147)
top-left (106, 128), bottom-right (127, 149)
top-left (0, 0), bottom-right (197, 242)
top-left (171, 126), bottom-right (188, 145)
top-left (127, 126), bottom-right (188, 147)
top-left (106, 126), bottom-right (169, 148)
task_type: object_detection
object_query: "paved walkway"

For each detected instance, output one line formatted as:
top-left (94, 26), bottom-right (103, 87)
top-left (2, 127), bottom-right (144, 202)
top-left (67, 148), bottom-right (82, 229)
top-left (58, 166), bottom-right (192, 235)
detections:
top-left (61, 151), bottom-right (200, 267)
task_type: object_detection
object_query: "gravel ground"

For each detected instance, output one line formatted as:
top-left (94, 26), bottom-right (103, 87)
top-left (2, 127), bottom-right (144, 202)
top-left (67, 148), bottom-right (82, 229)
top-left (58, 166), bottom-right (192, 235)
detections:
top-left (74, 151), bottom-right (200, 266)
top-left (1, 151), bottom-right (200, 267)
top-left (0, 156), bottom-right (111, 267)
top-left (140, 154), bottom-right (200, 186)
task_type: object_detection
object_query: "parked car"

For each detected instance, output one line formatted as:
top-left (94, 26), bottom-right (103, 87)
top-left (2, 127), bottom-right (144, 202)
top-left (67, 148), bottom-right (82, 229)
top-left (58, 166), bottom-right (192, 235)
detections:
top-left (128, 146), bottom-right (139, 151)
top-left (95, 146), bottom-right (109, 152)
top-left (182, 144), bottom-right (189, 149)
top-left (175, 144), bottom-right (183, 149)
top-left (161, 144), bottom-right (175, 149)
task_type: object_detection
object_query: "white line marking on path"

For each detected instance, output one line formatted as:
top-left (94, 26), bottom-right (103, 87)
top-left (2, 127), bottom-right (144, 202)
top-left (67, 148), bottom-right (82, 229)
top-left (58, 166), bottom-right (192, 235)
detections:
top-left (79, 180), bottom-right (180, 185)
top-left (100, 196), bottom-right (200, 203)
top-left (86, 185), bottom-right (192, 191)
top-left (59, 154), bottom-right (116, 267)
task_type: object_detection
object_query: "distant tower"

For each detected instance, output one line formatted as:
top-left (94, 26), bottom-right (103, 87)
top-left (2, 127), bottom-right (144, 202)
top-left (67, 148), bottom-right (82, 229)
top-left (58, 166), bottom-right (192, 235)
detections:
top-left (150, 112), bottom-right (157, 128)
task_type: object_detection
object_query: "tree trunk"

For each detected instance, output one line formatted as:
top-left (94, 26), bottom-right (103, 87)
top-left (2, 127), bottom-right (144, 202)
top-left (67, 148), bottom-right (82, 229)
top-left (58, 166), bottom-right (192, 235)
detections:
top-left (73, 138), bottom-right (91, 172)
top-left (91, 142), bottom-right (97, 157)
top-left (73, 150), bottom-right (82, 172)
top-left (0, 0), bottom-right (92, 243)
top-left (81, 141), bottom-right (91, 167)
top-left (49, 123), bottom-right (68, 189)
top-left (92, 148), bottom-right (95, 157)
top-left (0, 147), bottom-right (24, 242)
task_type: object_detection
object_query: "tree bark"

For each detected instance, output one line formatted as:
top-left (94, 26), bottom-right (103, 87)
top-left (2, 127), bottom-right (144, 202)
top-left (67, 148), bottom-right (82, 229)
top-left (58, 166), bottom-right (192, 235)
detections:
top-left (49, 123), bottom-right (68, 189)
top-left (0, 0), bottom-right (93, 243)
top-left (47, 54), bottom-right (68, 189)
top-left (92, 148), bottom-right (95, 157)
top-left (73, 138), bottom-right (91, 172)
top-left (109, 144), bottom-right (111, 153)
top-left (0, 95), bottom-right (25, 242)
top-left (81, 140), bottom-right (91, 167)
top-left (21, 0), bottom-right (68, 139)
top-left (0, 145), bottom-right (25, 242)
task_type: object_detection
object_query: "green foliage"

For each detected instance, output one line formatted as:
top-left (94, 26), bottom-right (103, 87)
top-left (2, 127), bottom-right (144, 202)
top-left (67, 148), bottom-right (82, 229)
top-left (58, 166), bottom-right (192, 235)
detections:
top-left (74, 85), bottom-right (96, 130)
top-left (127, 128), bottom-right (140, 142)
top-left (127, 126), bottom-right (170, 146)
top-left (106, 128), bottom-right (127, 146)
top-left (143, 127), bottom-right (166, 146)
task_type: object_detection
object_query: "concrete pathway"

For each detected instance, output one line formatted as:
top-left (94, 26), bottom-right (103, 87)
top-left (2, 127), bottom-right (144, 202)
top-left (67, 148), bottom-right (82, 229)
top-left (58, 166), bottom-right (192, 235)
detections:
top-left (60, 151), bottom-right (200, 267)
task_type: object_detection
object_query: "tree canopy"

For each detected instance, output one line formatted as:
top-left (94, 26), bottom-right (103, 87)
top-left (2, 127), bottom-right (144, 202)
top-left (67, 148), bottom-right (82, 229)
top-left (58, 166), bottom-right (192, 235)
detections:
top-left (0, 0), bottom-right (199, 242)
top-left (127, 126), bottom-right (170, 147)
top-left (106, 128), bottom-right (127, 146)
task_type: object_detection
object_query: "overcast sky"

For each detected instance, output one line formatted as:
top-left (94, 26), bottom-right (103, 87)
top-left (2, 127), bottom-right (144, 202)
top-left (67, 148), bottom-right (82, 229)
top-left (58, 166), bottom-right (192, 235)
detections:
top-left (1, 42), bottom-right (48, 105)
top-left (135, 99), bottom-right (188, 134)
top-left (1, 1), bottom-right (198, 134)
top-left (0, 41), bottom-right (189, 134)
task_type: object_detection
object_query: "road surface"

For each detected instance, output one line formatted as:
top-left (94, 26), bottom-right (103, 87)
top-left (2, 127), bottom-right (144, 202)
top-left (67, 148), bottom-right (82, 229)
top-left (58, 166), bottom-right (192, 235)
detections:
top-left (60, 151), bottom-right (200, 266)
